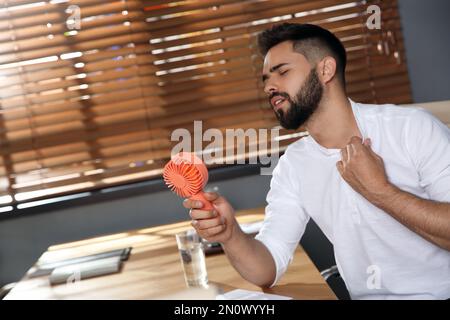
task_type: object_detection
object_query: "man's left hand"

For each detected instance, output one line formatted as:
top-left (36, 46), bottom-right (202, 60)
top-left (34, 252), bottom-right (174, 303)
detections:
top-left (337, 136), bottom-right (391, 200)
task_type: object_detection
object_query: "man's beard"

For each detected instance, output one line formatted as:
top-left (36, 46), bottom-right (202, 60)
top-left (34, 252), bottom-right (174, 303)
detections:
top-left (272, 68), bottom-right (323, 130)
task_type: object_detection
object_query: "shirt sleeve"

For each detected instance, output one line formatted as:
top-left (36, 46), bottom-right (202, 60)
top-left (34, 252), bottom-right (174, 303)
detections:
top-left (254, 150), bottom-right (310, 287)
top-left (404, 108), bottom-right (450, 202)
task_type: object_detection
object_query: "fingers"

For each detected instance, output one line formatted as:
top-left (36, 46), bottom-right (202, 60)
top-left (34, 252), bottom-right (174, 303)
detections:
top-left (364, 138), bottom-right (376, 156)
top-left (189, 209), bottom-right (218, 220)
top-left (349, 136), bottom-right (363, 145)
top-left (350, 143), bottom-right (357, 154)
top-left (346, 144), bottom-right (352, 161)
top-left (183, 198), bottom-right (204, 209)
top-left (196, 224), bottom-right (225, 237)
top-left (191, 213), bottom-right (225, 238)
top-left (348, 136), bottom-right (364, 152)
top-left (203, 192), bottom-right (220, 201)
top-left (193, 215), bottom-right (224, 230)
top-left (183, 193), bottom-right (221, 209)
top-left (336, 160), bottom-right (344, 175)
top-left (340, 147), bottom-right (348, 166)
top-left (342, 136), bottom-right (371, 163)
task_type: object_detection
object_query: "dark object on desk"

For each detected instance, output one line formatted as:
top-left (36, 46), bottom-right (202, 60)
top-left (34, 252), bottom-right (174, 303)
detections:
top-left (28, 247), bottom-right (132, 278)
top-left (203, 240), bottom-right (223, 255)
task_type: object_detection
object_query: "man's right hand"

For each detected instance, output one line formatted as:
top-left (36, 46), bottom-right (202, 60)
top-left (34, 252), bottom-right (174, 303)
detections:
top-left (184, 192), bottom-right (276, 288)
top-left (183, 192), bottom-right (240, 244)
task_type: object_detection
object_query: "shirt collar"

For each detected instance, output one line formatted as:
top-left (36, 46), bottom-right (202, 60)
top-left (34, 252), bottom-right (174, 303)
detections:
top-left (307, 98), bottom-right (366, 156)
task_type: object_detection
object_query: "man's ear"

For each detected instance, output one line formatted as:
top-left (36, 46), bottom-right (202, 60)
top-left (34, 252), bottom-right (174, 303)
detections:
top-left (319, 56), bottom-right (337, 85)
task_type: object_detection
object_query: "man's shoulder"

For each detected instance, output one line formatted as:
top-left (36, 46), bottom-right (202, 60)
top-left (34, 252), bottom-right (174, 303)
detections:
top-left (354, 100), bottom-right (438, 136)
top-left (283, 134), bottom-right (310, 157)
top-left (355, 100), bottom-right (428, 120)
top-left (271, 136), bottom-right (310, 175)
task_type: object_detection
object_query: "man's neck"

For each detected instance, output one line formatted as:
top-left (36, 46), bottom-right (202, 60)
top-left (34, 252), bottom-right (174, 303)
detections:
top-left (305, 92), bottom-right (361, 150)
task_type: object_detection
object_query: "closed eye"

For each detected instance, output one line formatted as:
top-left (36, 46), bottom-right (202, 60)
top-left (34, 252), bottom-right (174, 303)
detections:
top-left (280, 70), bottom-right (289, 76)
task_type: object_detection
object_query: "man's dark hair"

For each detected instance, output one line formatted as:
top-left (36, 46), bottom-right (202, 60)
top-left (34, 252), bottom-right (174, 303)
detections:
top-left (257, 23), bottom-right (347, 88)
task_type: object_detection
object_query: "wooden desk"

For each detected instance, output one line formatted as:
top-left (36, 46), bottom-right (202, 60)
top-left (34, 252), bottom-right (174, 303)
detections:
top-left (4, 208), bottom-right (336, 300)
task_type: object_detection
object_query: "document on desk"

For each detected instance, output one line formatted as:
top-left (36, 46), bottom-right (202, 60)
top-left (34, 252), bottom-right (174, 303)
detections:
top-left (29, 247), bottom-right (131, 278)
top-left (49, 256), bottom-right (122, 285)
top-left (216, 289), bottom-right (292, 300)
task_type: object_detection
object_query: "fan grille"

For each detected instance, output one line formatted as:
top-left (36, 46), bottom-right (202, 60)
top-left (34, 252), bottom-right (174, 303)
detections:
top-left (163, 153), bottom-right (208, 198)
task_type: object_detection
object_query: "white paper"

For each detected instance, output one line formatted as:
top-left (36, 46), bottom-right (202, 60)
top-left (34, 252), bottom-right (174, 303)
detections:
top-left (216, 289), bottom-right (292, 300)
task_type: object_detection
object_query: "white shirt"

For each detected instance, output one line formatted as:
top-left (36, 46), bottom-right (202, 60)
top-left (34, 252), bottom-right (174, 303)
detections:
top-left (255, 99), bottom-right (450, 300)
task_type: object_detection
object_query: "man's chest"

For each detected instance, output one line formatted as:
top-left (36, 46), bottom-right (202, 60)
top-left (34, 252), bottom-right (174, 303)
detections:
top-left (294, 151), bottom-right (425, 238)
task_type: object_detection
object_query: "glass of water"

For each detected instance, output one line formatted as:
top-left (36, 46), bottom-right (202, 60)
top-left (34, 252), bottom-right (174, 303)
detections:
top-left (175, 229), bottom-right (208, 288)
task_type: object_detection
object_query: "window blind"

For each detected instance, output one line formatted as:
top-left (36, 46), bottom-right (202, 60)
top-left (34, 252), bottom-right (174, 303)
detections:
top-left (0, 0), bottom-right (412, 209)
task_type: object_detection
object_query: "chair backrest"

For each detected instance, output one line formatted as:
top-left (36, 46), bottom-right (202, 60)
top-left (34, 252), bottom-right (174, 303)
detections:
top-left (402, 100), bottom-right (450, 127)
top-left (300, 220), bottom-right (351, 300)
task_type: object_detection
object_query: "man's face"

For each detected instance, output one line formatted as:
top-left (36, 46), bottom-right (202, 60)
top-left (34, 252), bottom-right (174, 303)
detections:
top-left (262, 41), bottom-right (323, 130)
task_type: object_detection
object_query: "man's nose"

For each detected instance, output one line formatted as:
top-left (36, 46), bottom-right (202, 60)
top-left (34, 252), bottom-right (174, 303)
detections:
top-left (263, 80), bottom-right (278, 96)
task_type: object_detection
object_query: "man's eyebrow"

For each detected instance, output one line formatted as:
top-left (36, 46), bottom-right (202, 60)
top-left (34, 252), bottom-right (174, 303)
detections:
top-left (262, 63), bottom-right (289, 82)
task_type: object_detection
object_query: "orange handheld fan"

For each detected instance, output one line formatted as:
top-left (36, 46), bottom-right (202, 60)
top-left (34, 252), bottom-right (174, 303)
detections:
top-left (163, 152), bottom-right (214, 211)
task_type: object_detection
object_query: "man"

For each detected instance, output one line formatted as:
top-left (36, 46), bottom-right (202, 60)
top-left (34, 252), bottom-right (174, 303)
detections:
top-left (183, 23), bottom-right (450, 299)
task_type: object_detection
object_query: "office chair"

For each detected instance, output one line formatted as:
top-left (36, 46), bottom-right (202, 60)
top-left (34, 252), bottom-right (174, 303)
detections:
top-left (300, 220), bottom-right (351, 300)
